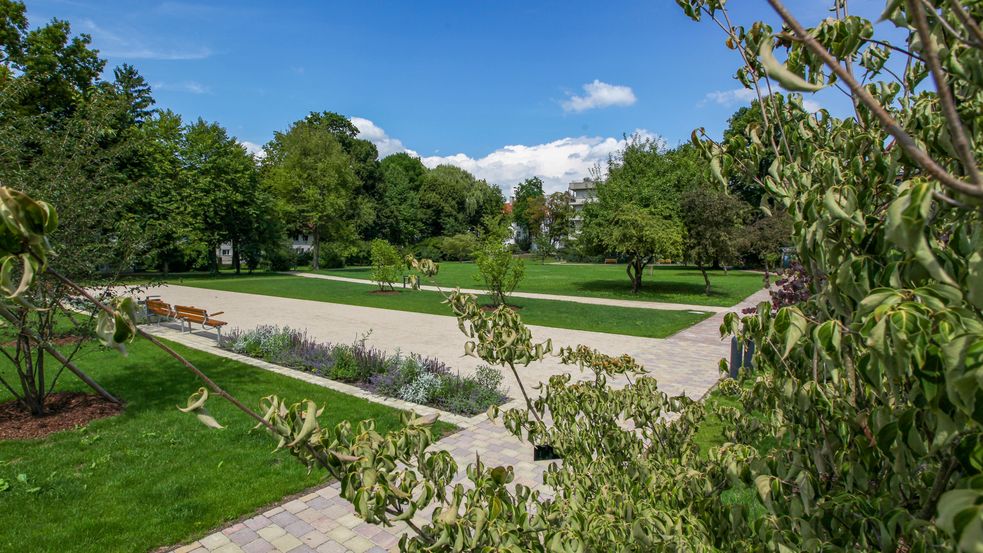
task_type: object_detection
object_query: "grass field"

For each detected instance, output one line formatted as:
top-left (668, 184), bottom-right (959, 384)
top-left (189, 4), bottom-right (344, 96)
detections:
top-left (310, 262), bottom-right (765, 308)
top-left (0, 337), bottom-right (453, 553)
top-left (163, 273), bottom-right (711, 339)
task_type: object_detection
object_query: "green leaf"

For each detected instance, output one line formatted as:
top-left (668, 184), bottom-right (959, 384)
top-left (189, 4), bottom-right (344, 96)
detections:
top-left (759, 39), bottom-right (825, 92)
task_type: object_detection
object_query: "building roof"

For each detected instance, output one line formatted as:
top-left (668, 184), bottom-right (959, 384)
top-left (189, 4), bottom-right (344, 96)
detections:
top-left (568, 178), bottom-right (596, 191)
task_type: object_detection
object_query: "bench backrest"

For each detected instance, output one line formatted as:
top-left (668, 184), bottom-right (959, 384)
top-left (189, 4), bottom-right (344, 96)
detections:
top-left (147, 299), bottom-right (172, 313)
top-left (174, 305), bottom-right (208, 318)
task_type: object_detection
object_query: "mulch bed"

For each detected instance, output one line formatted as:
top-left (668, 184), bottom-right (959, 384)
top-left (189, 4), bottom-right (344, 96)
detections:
top-left (1, 335), bottom-right (84, 348)
top-left (0, 392), bottom-right (123, 440)
top-left (369, 290), bottom-right (400, 295)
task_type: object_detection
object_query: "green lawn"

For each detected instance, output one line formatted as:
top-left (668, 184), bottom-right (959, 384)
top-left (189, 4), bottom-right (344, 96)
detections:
top-left (164, 273), bottom-right (710, 339)
top-left (309, 262), bottom-right (765, 307)
top-left (0, 337), bottom-right (454, 553)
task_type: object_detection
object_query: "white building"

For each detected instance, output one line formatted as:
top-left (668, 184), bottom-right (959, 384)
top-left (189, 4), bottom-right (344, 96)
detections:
top-left (568, 178), bottom-right (597, 233)
top-left (215, 234), bottom-right (313, 266)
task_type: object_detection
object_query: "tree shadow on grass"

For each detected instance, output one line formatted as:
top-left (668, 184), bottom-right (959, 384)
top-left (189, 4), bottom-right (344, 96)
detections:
top-left (574, 279), bottom-right (728, 299)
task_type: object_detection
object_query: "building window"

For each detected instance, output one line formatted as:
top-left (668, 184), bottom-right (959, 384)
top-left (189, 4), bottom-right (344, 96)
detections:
top-left (221, 249), bottom-right (230, 256)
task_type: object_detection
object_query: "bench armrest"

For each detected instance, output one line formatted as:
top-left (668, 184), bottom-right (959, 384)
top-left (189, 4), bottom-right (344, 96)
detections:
top-left (209, 311), bottom-right (225, 317)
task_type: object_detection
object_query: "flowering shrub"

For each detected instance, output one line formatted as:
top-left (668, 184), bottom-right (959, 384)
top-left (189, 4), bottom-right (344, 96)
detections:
top-left (221, 325), bottom-right (507, 415)
top-left (398, 371), bottom-right (442, 404)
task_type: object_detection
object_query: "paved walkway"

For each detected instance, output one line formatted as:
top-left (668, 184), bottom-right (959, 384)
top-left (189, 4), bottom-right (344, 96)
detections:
top-left (164, 285), bottom-right (771, 553)
top-left (288, 272), bottom-right (728, 313)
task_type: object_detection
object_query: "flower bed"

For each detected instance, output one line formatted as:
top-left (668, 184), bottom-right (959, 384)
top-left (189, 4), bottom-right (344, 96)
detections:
top-left (221, 325), bottom-right (508, 416)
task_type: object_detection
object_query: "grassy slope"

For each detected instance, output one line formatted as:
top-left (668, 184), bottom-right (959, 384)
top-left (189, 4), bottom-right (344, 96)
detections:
top-left (164, 273), bottom-right (709, 339)
top-left (0, 337), bottom-right (453, 553)
top-left (313, 262), bottom-right (765, 308)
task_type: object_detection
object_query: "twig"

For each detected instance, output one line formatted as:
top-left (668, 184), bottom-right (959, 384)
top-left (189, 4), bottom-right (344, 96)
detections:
top-left (764, 0), bottom-right (983, 199)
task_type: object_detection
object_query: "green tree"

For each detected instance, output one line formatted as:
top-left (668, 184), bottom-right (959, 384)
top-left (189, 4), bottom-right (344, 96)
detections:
top-left (742, 211), bottom-right (792, 282)
top-left (536, 191), bottom-right (575, 262)
top-left (418, 165), bottom-right (503, 238)
top-left (180, 119), bottom-right (263, 273)
top-left (0, 1), bottom-right (103, 116)
top-left (680, 186), bottom-right (748, 294)
top-left (580, 138), bottom-right (696, 292)
top-left (376, 153), bottom-right (427, 245)
top-left (473, 221), bottom-right (525, 306)
top-left (582, 204), bottom-right (683, 293)
top-left (264, 120), bottom-right (359, 270)
top-left (369, 239), bottom-right (403, 291)
top-left (511, 177), bottom-right (545, 251)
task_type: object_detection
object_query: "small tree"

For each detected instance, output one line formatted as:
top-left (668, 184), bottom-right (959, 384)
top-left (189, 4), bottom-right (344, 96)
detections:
top-left (581, 204), bottom-right (683, 294)
top-left (473, 232), bottom-right (525, 307)
top-left (680, 187), bottom-right (747, 295)
top-left (369, 239), bottom-right (402, 291)
top-left (536, 191), bottom-right (575, 262)
top-left (742, 212), bottom-right (792, 284)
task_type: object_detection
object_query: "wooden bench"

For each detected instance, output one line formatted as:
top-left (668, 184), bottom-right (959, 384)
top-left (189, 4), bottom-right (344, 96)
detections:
top-left (174, 305), bottom-right (228, 340)
top-left (604, 258), bottom-right (617, 264)
top-left (145, 297), bottom-right (176, 322)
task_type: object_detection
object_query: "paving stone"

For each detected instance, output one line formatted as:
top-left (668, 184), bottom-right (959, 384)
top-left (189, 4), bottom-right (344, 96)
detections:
top-left (257, 525), bottom-right (286, 542)
top-left (245, 516), bottom-right (272, 531)
top-left (241, 539), bottom-right (275, 553)
top-left (229, 528), bottom-right (260, 545)
top-left (283, 520), bottom-right (315, 537)
top-left (314, 542), bottom-right (349, 553)
top-left (343, 536), bottom-right (375, 553)
top-left (200, 533), bottom-right (232, 550)
top-left (299, 531), bottom-right (329, 548)
top-left (269, 533), bottom-right (303, 552)
top-left (270, 512), bottom-right (301, 528)
top-left (283, 500), bottom-right (309, 514)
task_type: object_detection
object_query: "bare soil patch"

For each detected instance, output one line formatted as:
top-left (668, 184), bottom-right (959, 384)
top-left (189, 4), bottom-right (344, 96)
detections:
top-left (368, 289), bottom-right (400, 295)
top-left (479, 304), bottom-right (523, 312)
top-left (0, 392), bottom-right (123, 440)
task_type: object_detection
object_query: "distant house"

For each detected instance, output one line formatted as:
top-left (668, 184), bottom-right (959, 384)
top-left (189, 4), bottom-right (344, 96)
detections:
top-left (568, 178), bottom-right (597, 234)
top-left (215, 234), bottom-right (314, 266)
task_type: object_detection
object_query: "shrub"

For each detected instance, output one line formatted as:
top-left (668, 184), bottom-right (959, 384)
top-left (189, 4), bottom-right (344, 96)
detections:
top-left (226, 325), bottom-right (296, 359)
top-left (473, 235), bottom-right (524, 306)
top-left (439, 233), bottom-right (478, 261)
top-left (369, 239), bottom-right (403, 291)
top-left (264, 242), bottom-right (298, 271)
top-left (221, 325), bottom-right (506, 415)
top-left (398, 371), bottom-right (442, 405)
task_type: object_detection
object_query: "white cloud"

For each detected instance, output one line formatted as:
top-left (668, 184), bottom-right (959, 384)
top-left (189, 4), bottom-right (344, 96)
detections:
top-left (153, 80), bottom-right (210, 94)
top-left (348, 117), bottom-right (663, 194)
top-left (79, 18), bottom-right (211, 60)
top-left (561, 80), bottom-right (637, 112)
top-left (801, 99), bottom-right (822, 112)
top-left (421, 130), bottom-right (663, 194)
top-left (701, 87), bottom-right (821, 112)
top-left (700, 88), bottom-right (759, 107)
top-left (239, 140), bottom-right (266, 160)
top-left (350, 117), bottom-right (418, 158)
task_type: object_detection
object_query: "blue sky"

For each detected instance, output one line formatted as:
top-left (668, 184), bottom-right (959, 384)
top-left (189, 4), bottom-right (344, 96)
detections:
top-left (27, 1), bottom-right (889, 192)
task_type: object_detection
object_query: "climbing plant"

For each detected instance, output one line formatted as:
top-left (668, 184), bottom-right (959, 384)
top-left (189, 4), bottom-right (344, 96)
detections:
top-left (4, 1), bottom-right (983, 551)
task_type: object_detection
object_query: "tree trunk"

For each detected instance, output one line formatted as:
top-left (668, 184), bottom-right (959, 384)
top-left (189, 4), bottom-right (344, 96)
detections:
top-left (763, 259), bottom-right (770, 287)
top-left (627, 257), bottom-right (643, 294)
top-left (312, 226), bottom-right (320, 270)
top-left (208, 245), bottom-right (219, 275)
top-left (699, 263), bottom-right (712, 295)
top-left (162, 259), bottom-right (169, 277)
top-left (232, 238), bottom-right (241, 275)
